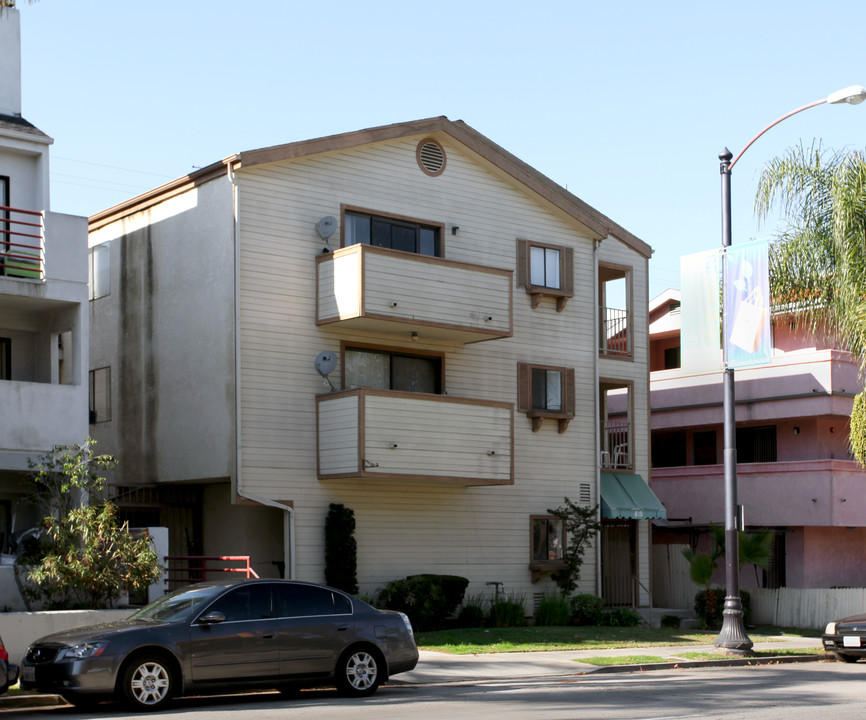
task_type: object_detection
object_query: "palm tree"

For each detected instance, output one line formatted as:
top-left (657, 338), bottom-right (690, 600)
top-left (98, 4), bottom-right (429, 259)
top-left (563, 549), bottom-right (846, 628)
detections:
top-left (755, 142), bottom-right (866, 463)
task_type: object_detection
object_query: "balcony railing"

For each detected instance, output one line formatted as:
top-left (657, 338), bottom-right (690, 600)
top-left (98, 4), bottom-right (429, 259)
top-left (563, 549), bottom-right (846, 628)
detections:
top-left (0, 205), bottom-right (44, 280)
top-left (317, 387), bottom-right (513, 486)
top-left (317, 244), bottom-right (512, 344)
top-left (600, 420), bottom-right (630, 469)
top-left (600, 306), bottom-right (631, 357)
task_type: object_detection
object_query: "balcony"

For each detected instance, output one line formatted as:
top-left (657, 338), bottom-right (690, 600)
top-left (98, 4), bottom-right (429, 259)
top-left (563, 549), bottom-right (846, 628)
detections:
top-left (600, 419), bottom-right (631, 470)
top-left (316, 244), bottom-right (512, 344)
top-left (1, 206), bottom-right (44, 280)
top-left (317, 388), bottom-right (513, 485)
top-left (652, 459), bottom-right (866, 527)
top-left (600, 306), bottom-right (631, 358)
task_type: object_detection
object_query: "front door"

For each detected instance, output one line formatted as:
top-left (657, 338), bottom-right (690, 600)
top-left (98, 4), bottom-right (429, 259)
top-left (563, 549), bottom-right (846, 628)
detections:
top-left (188, 583), bottom-right (280, 683)
top-left (601, 521), bottom-right (635, 606)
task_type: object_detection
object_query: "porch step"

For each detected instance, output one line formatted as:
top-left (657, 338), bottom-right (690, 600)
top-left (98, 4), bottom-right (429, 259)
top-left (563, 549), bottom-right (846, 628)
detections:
top-left (634, 607), bottom-right (701, 629)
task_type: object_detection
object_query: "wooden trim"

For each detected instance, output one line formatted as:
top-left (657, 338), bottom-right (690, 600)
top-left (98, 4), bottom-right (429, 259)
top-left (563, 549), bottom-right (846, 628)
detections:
top-left (340, 203), bottom-right (446, 255)
top-left (517, 238), bottom-right (575, 312)
top-left (319, 385), bottom-right (512, 410)
top-left (518, 363), bottom-right (575, 433)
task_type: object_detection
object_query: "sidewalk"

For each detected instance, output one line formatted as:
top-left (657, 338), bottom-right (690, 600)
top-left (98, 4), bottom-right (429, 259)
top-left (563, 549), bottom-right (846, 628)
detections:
top-left (0, 637), bottom-right (830, 710)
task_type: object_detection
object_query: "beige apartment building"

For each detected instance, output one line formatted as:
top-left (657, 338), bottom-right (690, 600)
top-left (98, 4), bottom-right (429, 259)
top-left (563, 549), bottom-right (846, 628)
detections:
top-left (88, 117), bottom-right (659, 610)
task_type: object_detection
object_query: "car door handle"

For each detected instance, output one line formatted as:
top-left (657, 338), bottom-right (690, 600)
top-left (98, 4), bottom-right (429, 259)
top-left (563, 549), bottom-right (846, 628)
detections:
top-left (261, 632), bottom-right (276, 639)
top-left (336, 625), bottom-right (349, 632)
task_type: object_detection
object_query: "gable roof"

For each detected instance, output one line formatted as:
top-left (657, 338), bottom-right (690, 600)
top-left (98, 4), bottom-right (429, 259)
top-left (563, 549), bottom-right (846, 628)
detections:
top-left (90, 116), bottom-right (651, 258)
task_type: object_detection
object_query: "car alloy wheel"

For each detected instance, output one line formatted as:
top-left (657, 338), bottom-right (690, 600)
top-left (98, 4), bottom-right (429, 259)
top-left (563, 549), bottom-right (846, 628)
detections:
top-left (337, 649), bottom-right (381, 697)
top-left (121, 655), bottom-right (173, 709)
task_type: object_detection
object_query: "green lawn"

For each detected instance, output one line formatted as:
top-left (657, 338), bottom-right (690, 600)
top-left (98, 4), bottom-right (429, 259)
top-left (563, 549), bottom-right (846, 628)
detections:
top-left (415, 625), bottom-right (820, 655)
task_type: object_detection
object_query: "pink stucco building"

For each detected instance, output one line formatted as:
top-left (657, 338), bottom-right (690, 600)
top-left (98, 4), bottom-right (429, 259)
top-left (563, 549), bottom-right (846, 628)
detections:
top-left (649, 289), bottom-right (866, 589)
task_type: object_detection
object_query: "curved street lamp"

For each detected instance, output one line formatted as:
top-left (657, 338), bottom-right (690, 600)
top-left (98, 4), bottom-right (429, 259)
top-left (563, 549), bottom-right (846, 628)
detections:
top-left (715, 84), bottom-right (866, 654)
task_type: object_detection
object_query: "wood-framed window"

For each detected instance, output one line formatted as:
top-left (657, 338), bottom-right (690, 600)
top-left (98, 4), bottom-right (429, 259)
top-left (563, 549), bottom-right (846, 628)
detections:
top-left (516, 239), bottom-right (574, 311)
top-left (530, 515), bottom-right (567, 580)
top-left (342, 207), bottom-right (442, 257)
top-left (517, 362), bottom-right (575, 433)
top-left (343, 343), bottom-right (443, 394)
top-left (89, 367), bottom-right (111, 423)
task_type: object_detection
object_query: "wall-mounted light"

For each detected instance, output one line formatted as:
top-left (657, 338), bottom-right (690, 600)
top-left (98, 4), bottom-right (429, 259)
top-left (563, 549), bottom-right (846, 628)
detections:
top-left (793, 426), bottom-right (800, 435)
top-left (410, 332), bottom-right (419, 342)
top-left (451, 225), bottom-right (459, 235)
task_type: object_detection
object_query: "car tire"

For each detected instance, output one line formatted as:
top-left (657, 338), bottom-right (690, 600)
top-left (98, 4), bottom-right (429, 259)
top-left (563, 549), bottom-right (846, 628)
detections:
top-left (834, 652), bottom-right (860, 663)
top-left (118, 654), bottom-right (175, 710)
top-left (336, 647), bottom-right (382, 697)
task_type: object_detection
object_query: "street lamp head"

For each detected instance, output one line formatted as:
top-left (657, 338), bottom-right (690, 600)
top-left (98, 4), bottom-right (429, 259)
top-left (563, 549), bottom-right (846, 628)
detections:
top-left (826, 85), bottom-right (866, 105)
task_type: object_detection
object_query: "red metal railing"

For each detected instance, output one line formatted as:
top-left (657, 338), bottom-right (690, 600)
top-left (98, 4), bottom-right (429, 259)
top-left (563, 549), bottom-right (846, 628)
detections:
top-left (164, 555), bottom-right (260, 589)
top-left (0, 205), bottom-right (44, 279)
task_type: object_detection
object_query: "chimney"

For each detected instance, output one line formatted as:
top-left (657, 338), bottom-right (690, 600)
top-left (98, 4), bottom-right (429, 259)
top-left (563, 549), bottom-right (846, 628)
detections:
top-left (0, 3), bottom-right (22, 117)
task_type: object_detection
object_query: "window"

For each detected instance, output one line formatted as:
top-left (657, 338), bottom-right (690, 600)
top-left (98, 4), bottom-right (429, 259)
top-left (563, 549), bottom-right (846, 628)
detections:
top-left (693, 430), bottom-right (717, 465)
top-left (344, 345), bottom-right (442, 394)
top-left (517, 362), bottom-right (575, 432)
top-left (274, 583), bottom-right (350, 618)
top-left (344, 209), bottom-right (441, 257)
top-left (206, 584), bottom-right (273, 622)
top-left (0, 337), bottom-right (9, 380)
top-left (530, 515), bottom-right (566, 568)
top-left (516, 239), bottom-right (573, 310)
top-left (89, 367), bottom-right (111, 423)
top-left (89, 242), bottom-right (110, 300)
top-left (737, 425), bottom-right (777, 463)
top-left (651, 430), bottom-right (687, 467)
top-left (664, 346), bottom-right (681, 369)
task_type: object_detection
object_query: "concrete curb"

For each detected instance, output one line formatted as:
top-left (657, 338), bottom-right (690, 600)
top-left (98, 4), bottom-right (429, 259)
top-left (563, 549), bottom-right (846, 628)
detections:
top-left (585, 653), bottom-right (832, 674)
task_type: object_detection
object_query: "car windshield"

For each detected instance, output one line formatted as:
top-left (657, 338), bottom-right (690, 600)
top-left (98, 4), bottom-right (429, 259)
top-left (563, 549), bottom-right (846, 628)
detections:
top-left (128, 585), bottom-right (226, 622)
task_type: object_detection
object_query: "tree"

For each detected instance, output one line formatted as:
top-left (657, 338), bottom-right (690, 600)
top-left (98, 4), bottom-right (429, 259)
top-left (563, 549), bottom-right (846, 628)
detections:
top-left (546, 498), bottom-right (602, 596)
top-left (324, 503), bottom-right (358, 594)
top-left (755, 142), bottom-right (866, 463)
top-left (16, 440), bottom-right (162, 609)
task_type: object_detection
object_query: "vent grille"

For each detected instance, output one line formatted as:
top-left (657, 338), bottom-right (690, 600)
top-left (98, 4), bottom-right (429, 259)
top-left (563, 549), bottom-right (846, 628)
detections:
top-left (417, 139), bottom-right (446, 176)
top-left (579, 482), bottom-right (592, 504)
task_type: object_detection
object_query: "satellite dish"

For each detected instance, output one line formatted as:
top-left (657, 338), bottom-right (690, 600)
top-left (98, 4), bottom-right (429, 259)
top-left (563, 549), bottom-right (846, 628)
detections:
top-left (314, 351), bottom-right (337, 390)
top-left (316, 216), bottom-right (337, 240)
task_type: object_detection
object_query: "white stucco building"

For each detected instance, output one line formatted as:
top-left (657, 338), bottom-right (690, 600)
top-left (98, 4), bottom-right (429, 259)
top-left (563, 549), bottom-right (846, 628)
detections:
top-left (88, 118), bottom-right (661, 610)
top-left (0, 4), bottom-right (89, 576)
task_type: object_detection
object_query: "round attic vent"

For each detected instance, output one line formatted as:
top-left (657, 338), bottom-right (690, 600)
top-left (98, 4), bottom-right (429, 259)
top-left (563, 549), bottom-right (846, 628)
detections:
top-left (416, 138), bottom-right (446, 176)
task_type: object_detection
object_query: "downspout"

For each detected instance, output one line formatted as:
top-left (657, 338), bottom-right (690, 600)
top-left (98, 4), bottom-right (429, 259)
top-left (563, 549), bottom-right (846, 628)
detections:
top-left (226, 161), bottom-right (296, 579)
top-left (593, 236), bottom-right (603, 598)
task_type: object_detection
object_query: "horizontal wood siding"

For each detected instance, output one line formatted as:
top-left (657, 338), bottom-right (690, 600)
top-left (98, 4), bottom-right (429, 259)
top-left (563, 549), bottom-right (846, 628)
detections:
top-left (235, 133), bottom-right (648, 604)
top-left (317, 394), bottom-right (359, 475)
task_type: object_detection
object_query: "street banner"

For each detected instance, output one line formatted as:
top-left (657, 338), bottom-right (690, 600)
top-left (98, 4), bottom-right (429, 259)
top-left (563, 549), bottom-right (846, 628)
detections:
top-left (681, 248), bottom-right (721, 371)
top-left (724, 237), bottom-right (771, 368)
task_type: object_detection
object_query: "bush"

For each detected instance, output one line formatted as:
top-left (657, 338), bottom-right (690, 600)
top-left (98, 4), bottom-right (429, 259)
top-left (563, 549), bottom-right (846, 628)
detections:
top-left (375, 574), bottom-right (468, 631)
top-left (534, 593), bottom-right (571, 626)
top-left (456, 603), bottom-right (485, 628)
top-left (661, 614), bottom-right (682, 629)
top-left (570, 594), bottom-right (604, 626)
top-left (324, 504), bottom-right (358, 594)
top-left (600, 607), bottom-right (642, 627)
top-left (694, 588), bottom-right (752, 628)
top-left (488, 599), bottom-right (526, 627)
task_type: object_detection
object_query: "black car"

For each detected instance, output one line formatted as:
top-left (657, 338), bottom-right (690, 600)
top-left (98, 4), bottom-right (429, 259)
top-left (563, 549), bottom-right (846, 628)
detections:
top-left (822, 613), bottom-right (866, 662)
top-left (1, 631), bottom-right (19, 695)
top-left (20, 578), bottom-right (418, 710)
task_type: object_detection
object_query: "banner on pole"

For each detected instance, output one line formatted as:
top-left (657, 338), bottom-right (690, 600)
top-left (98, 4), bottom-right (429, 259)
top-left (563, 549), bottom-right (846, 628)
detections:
top-left (681, 249), bottom-right (722, 372)
top-left (724, 238), bottom-right (771, 368)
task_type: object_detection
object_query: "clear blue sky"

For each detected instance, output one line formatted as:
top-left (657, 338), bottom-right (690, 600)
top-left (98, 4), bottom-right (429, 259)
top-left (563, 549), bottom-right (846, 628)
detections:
top-left (16, 0), bottom-right (866, 299)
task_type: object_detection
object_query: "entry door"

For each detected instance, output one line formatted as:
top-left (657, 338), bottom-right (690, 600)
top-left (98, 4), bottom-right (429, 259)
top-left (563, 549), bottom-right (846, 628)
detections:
top-left (189, 584), bottom-right (280, 682)
top-left (601, 522), bottom-right (635, 606)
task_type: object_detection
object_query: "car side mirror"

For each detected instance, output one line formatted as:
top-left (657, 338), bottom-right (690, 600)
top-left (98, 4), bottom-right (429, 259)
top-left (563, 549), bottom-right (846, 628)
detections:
top-left (197, 611), bottom-right (226, 625)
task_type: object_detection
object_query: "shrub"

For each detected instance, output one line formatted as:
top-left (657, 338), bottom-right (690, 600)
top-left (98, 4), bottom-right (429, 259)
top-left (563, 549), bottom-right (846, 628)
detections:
top-left (456, 603), bottom-right (485, 628)
top-left (570, 593), bottom-right (604, 626)
top-left (375, 574), bottom-right (468, 631)
top-left (661, 614), bottom-right (682, 629)
top-left (694, 588), bottom-right (752, 629)
top-left (600, 607), bottom-right (642, 627)
top-left (488, 599), bottom-right (526, 627)
top-left (534, 593), bottom-right (571, 626)
top-left (324, 503), bottom-right (358, 594)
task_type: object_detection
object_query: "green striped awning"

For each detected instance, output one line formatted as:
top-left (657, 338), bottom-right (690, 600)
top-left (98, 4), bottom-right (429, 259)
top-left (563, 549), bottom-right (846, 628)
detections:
top-left (600, 473), bottom-right (667, 520)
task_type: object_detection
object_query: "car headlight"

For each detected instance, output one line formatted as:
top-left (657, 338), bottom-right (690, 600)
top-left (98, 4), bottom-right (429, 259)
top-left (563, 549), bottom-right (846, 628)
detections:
top-left (825, 622), bottom-right (837, 635)
top-left (60, 642), bottom-right (108, 660)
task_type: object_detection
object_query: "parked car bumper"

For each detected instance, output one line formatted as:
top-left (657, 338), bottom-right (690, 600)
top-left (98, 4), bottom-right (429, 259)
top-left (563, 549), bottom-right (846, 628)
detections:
top-left (1, 662), bottom-right (18, 694)
top-left (20, 655), bottom-right (118, 695)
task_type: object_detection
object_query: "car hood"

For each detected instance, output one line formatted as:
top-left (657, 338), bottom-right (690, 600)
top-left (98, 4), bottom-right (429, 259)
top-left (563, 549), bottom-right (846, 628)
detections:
top-left (32, 619), bottom-right (169, 646)
top-left (835, 613), bottom-right (866, 627)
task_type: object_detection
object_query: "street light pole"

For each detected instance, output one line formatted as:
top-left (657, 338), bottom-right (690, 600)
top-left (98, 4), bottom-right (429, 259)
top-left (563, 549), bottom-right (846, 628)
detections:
top-left (713, 85), bottom-right (866, 654)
